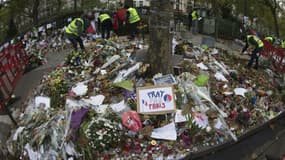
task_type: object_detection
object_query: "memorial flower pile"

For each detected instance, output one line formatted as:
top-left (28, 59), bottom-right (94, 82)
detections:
top-left (7, 37), bottom-right (285, 159)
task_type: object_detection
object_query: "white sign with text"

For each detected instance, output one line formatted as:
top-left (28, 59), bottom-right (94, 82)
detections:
top-left (137, 85), bottom-right (176, 114)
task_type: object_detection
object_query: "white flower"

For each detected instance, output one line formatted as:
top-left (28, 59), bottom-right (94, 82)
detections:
top-left (100, 142), bottom-right (105, 147)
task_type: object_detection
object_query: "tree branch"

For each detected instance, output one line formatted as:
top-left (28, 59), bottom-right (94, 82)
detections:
top-left (22, 9), bottom-right (33, 18)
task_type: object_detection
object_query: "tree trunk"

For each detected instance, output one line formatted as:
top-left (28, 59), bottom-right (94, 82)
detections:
top-left (272, 10), bottom-right (279, 37)
top-left (243, 0), bottom-right (247, 16)
top-left (264, 0), bottom-right (279, 37)
top-left (74, 0), bottom-right (77, 11)
top-left (81, 0), bottom-right (84, 9)
top-left (32, 0), bottom-right (39, 27)
top-left (147, 0), bottom-right (173, 75)
top-left (56, 0), bottom-right (62, 13)
top-left (6, 18), bottom-right (18, 40)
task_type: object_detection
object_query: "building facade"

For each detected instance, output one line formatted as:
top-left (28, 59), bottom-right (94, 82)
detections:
top-left (133, 0), bottom-right (150, 7)
top-left (133, 0), bottom-right (190, 13)
top-left (173, 0), bottom-right (189, 13)
top-left (92, 0), bottom-right (191, 13)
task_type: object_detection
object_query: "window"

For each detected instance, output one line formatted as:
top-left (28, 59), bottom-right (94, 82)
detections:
top-left (136, 0), bottom-right (139, 7)
top-left (139, 1), bottom-right (143, 7)
top-left (176, 0), bottom-right (180, 10)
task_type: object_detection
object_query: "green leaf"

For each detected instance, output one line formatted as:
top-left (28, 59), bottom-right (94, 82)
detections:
top-left (113, 80), bottom-right (134, 91)
top-left (194, 75), bottom-right (209, 87)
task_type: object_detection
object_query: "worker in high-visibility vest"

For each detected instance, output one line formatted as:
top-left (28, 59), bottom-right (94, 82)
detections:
top-left (191, 9), bottom-right (199, 34)
top-left (65, 15), bottom-right (91, 51)
top-left (281, 39), bottom-right (285, 49)
top-left (264, 36), bottom-right (275, 44)
top-left (124, 5), bottom-right (141, 40)
top-left (97, 12), bottom-right (112, 39)
top-left (241, 34), bottom-right (264, 69)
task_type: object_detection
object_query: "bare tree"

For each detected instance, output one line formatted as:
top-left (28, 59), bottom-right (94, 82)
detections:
top-left (74, 0), bottom-right (77, 11)
top-left (9, 0), bottom-right (40, 26)
top-left (263, 0), bottom-right (280, 37)
top-left (32, 0), bottom-right (40, 26)
top-left (56, 0), bottom-right (62, 13)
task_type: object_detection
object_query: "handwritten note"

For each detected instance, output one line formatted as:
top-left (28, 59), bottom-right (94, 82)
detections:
top-left (151, 122), bottom-right (177, 140)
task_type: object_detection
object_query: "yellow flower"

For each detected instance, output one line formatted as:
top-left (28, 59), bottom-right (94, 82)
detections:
top-left (150, 140), bottom-right (157, 146)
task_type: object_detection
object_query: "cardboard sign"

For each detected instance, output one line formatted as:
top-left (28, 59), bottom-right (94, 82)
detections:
top-left (35, 96), bottom-right (50, 110)
top-left (153, 74), bottom-right (177, 85)
top-left (137, 85), bottom-right (176, 114)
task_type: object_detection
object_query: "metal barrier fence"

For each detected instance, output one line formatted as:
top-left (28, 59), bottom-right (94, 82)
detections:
top-left (261, 40), bottom-right (285, 73)
top-left (0, 43), bottom-right (28, 111)
top-left (201, 18), bottom-right (242, 40)
top-left (169, 15), bottom-right (243, 40)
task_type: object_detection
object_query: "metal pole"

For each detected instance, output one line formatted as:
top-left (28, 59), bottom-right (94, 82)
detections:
top-left (215, 18), bottom-right (218, 40)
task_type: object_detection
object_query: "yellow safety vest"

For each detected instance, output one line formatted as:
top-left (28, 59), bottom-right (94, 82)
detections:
top-left (128, 8), bottom-right (140, 24)
top-left (265, 37), bottom-right (273, 43)
top-left (282, 40), bottom-right (285, 49)
top-left (99, 14), bottom-right (110, 23)
top-left (247, 35), bottom-right (264, 48)
top-left (65, 18), bottom-right (84, 36)
top-left (192, 11), bottom-right (198, 21)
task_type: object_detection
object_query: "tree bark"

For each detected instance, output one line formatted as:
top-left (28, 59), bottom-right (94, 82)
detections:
top-left (211, 0), bottom-right (217, 16)
top-left (56, 0), bottom-right (62, 13)
top-left (6, 18), bottom-right (18, 40)
top-left (81, 0), bottom-right (84, 9)
top-left (264, 0), bottom-right (279, 37)
top-left (147, 0), bottom-right (173, 75)
top-left (74, 0), bottom-right (77, 11)
top-left (272, 9), bottom-right (279, 37)
top-left (32, 0), bottom-right (39, 27)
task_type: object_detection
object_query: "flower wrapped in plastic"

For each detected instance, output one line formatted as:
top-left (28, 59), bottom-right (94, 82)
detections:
top-left (77, 107), bottom-right (123, 158)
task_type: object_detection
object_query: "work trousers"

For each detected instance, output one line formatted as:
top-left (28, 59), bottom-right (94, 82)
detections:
top-left (128, 21), bottom-right (140, 39)
top-left (65, 33), bottom-right (84, 51)
top-left (248, 47), bottom-right (263, 69)
top-left (191, 20), bottom-right (198, 34)
top-left (101, 19), bottom-right (112, 39)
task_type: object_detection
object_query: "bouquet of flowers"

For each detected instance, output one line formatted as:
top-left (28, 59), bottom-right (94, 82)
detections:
top-left (84, 116), bottom-right (122, 152)
top-left (65, 51), bottom-right (88, 66)
top-left (44, 76), bottom-right (68, 108)
top-left (77, 107), bottom-right (123, 158)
